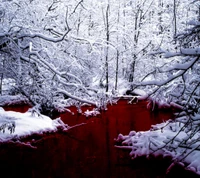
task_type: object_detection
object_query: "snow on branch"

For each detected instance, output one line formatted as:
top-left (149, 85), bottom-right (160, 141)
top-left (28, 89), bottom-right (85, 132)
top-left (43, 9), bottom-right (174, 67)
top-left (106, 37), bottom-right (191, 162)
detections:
top-left (133, 55), bottom-right (199, 102)
top-left (57, 88), bottom-right (96, 106)
top-left (18, 30), bottom-right (71, 43)
top-left (164, 48), bottom-right (200, 58)
top-left (160, 57), bottom-right (196, 71)
top-left (24, 51), bottom-right (83, 85)
top-left (18, 7), bottom-right (71, 43)
top-left (137, 70), bottom-right (185, 87)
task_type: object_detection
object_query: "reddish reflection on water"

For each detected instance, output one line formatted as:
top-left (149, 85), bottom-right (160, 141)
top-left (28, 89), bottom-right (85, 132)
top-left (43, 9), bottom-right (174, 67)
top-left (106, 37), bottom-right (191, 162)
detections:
top-left (1, 99), bottom-right (199, 178)
top-left (3, 104), bottom-right (30, 113)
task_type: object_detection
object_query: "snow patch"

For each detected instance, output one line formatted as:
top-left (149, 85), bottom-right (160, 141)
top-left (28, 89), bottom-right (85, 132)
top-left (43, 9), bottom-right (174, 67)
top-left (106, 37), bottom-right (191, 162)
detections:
top-left (0, 107), bottom-right (68, 142)
top-left (115, 114), bottom-right (200, 175)
top-left (0, 95), bottom-right (28, 106)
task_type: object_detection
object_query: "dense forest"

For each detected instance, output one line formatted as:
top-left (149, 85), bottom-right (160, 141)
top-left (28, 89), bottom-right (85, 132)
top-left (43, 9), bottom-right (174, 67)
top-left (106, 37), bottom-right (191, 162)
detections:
top-left (0, 0), bottom-right (199, 113)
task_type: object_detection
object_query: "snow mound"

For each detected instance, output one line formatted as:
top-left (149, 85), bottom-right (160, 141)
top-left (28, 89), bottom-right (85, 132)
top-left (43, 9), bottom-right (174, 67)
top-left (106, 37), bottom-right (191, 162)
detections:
top-left (0, 95), bottom-right (28, 106)
top-left (0, 107), bottom-right (68, 142)
top-left (115, 114), bottom-right (200, 175)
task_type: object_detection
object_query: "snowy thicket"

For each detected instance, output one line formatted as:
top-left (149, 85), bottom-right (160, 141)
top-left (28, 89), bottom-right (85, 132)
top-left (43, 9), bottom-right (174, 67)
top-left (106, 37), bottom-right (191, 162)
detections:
top-left (0, 0), bottom-right (197, 113)
top-left (133, 7), bottom-right (200, 112)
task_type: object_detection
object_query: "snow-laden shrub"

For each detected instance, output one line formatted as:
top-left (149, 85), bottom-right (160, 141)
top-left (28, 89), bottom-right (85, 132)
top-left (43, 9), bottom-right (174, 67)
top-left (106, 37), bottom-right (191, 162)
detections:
top-left (115, 112), bottom-right (200, 174)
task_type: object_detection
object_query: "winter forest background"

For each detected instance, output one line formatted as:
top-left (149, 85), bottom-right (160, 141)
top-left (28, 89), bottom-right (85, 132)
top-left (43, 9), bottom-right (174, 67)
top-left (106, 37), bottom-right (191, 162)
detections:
top-left (0, 0), bottom-right (199, 115)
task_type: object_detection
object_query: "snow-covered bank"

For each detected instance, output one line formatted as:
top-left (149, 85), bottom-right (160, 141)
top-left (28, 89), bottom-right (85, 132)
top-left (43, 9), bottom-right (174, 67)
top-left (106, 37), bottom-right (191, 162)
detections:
top-left (115, 113), bottom-right (200, 175)
top-left (0, 95), bottom-right (29, 106)
top-left (0, 107), bottom-right (68, 142)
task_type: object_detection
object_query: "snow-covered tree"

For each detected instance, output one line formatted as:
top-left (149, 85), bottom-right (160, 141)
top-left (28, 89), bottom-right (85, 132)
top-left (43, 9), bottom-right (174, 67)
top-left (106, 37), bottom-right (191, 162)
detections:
top-left (0, 0), bottom-right (100, 114)
top-left (131, 1), bottom-right (199, 111)
top-left (0, 0), bottom-right (198, 115)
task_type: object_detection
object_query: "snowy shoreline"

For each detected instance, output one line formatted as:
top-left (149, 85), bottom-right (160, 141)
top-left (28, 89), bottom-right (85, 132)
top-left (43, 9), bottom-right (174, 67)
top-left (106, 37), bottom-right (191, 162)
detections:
top-left (0, 107), bottom-right (68, 143)
top-left (115, 113), bottom-right (200, 176)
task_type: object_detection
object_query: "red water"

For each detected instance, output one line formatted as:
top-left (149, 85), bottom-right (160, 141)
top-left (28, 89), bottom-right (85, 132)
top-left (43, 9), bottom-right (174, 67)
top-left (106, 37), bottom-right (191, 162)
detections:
top-left (3, 104), bottom-right (30, 113)
top-left (1, 99), bottom-right (199, 178)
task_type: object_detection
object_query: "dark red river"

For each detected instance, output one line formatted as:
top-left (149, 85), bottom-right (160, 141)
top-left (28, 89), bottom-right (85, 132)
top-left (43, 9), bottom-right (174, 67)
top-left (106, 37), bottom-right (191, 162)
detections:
top-left (1, 99), bottom-right (199, 178)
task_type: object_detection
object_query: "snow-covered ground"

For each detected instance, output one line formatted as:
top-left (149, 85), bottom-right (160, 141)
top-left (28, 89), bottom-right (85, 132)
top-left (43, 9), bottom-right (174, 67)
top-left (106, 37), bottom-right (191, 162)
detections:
top-left (115, 112), bottom-right (200, 175)
top-left (0, 107), bottom-right (68, 142)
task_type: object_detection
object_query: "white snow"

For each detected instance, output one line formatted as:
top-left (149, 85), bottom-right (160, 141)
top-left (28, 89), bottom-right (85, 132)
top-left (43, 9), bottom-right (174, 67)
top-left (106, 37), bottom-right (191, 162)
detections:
top-left (0, 107), bottom-right (67, 142)
top-left (0, 95), bottom-right (28, 106)
top-left (117, 89), bottom-right (148, 101)
top-left (115, 114), bottom-right (200, 175)
top-left (164, 48), bottom-right (200, 58)
top-left (187, 19), bottom-right (200, 26)
top-left (84, 108), bottom-right (100, 117)
top-left (133, 89), bottom-right (148, 100)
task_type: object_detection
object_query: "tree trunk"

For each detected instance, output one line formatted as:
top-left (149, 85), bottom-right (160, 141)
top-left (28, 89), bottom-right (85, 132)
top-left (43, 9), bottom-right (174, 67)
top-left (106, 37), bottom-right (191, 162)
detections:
top-left (115, 2), bottom-right (120, 91)
top-left (174, 0), bottom-right (177, 43)
top-left (115, 50), bottom-right (119, 90)
top-left (0, 73), bottom-right (3, 95)
top-left (105, 4), bottom-right (110, 92)
top-left (129, 54), bottom-right (136, 82)
top-left (129, 6), bottom-right (142, 82)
